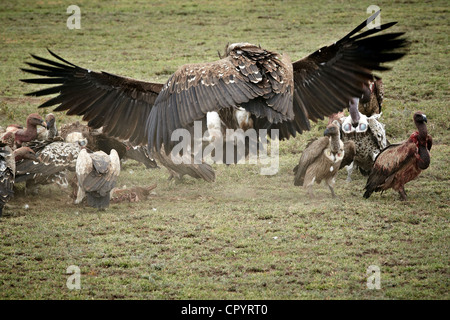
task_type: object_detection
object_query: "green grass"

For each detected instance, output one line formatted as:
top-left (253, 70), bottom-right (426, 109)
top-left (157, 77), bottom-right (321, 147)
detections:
top-left (0, 0), bottom-right (449, 300)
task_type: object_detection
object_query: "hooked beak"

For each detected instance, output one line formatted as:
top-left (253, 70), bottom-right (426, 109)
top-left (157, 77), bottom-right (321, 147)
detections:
top-left (40, 120), bottom-right (47, 128)
top-left (46, 118), bottom-right (55, 130)
top-left (422, 114), bottom-right (427, 123)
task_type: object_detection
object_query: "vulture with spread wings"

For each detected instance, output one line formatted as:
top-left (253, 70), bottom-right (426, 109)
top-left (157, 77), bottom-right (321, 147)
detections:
top-left (20, 11), bottom-right (408, 180)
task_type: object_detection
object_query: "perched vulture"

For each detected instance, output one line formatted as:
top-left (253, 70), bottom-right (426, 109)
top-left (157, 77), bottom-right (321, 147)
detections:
top-left (0, 145), bottom-right (38, 217)
top-left (21, 11), bottom-right (408, 181)
top-left (5, 113), bottom-right (46, 146)
top-left (75, 149), bottom-right (121, 209)
top-left (364, 112), bottom-right (431, 200)
top-left (293, 122), bottom-right (345, 198)
top-left (59, 121), bottom-right (157, 169)
top-left (338, 105), bottom-right (388, 182)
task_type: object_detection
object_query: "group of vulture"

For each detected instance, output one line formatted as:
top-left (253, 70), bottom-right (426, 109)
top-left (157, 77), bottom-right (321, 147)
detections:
top-left (0, 11), bottom-right (433, 217)
top-left (0, 113), bottom-right (158, 216)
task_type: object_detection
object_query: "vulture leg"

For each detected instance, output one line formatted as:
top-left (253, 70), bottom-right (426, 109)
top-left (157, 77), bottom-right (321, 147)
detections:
top-left (328, 185), bottom-right (336, 198)
top-left (398, 187), bottom-right (407, 201)
top-left (307, 185), bottom-right (315, 199)
top-left (25, 180), bottom-right (40, 195)
top-left (346, 162), bottom-right (354, 182)
top-left (75, 185), bottom-right (85, 204)
top-left (326, 178), bottom-right (337, 198)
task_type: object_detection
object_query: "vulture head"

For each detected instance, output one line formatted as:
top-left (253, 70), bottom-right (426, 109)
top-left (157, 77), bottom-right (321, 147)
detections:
top-left (45, 113), bottom-right (56, 130)
top-left (65, 132), bottom-right (88, 147)
top-left (26, 113), bottom-right (46, 128)
top-left (413, 112), bottom-right (427, 125)
top-left (323, 123), bottom-right (340, 138)
top-left (14, 147), bottom-right (38, 162)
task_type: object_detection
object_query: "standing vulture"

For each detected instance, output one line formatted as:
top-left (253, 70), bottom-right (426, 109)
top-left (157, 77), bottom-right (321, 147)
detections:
top-left (75, 149), bottom-right (121, 209)
top-left (293, 122), bottom-right (345, 198)
top-left (364, 112), bottom-right (432, 200)
top-left (20, 11), bottom-right (408, 180)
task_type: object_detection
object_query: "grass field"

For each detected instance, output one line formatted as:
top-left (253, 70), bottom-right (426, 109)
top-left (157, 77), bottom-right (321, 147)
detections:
top-left (0, 0), bottom-right (448, 300)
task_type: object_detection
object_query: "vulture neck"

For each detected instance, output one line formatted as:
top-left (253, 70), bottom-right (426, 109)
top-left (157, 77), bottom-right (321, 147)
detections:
top-left (415, 121), bottom-right (430, 170)
top-left (349, 98), bottom-right (360, 126)
top-left (329, 133), bottom-right (341, 154)
top-left (416, 122), bottom-right (428, 146)
top-left (19, 123), bottom-right (39, 141)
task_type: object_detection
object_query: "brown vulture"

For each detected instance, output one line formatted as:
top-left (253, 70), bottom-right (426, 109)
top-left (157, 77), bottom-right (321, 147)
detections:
top-left (20, 11), bottom-right (408, 181)
top-left (293, 122), bottom-right (345, 198)
top-left (3, 113), bottom-right (46, 147)
top-left (364, 111), bottom-right (432, 200)
top-left (358, 76), bottom-right (384, 117)
top-left (1, 144), bottom-right (38, 217)
top-left (75, 148), bottom-right (121, 209)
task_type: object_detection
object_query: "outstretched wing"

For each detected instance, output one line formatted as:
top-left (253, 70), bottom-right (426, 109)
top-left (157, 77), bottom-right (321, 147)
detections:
top-left (21, 49), bottom-right (163, 146)
top-left (276, 12), bottom-right (409, 140)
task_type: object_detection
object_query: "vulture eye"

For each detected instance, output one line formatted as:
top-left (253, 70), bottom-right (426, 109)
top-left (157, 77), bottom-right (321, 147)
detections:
top-left (358, 123), bottom-right (367, 132)
top-left (343, 123), bottom-right (353, 133)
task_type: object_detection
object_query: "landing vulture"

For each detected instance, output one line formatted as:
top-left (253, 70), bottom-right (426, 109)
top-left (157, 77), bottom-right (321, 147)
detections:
top-left (21, 11), bottom-right (408, 180)
top-left (364, 112), bottom-right (432, 200)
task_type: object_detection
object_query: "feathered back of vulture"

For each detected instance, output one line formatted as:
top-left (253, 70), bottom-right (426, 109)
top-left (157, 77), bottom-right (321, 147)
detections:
top-left (76, 149), bottom-right (121, 209)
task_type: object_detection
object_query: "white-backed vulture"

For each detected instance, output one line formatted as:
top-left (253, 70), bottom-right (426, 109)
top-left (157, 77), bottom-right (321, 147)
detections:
top-left (75, 149), bottom-right (121, 209)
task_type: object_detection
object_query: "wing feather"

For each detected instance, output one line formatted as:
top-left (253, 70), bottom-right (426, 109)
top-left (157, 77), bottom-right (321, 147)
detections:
top-left (21, 49), bottom-right (163, 146)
